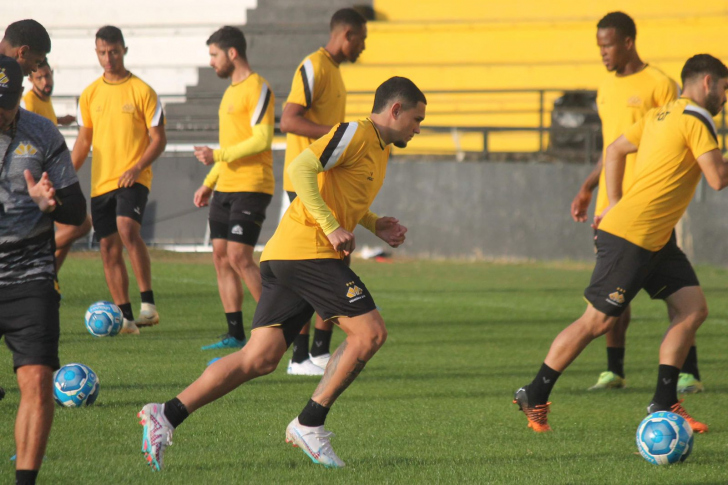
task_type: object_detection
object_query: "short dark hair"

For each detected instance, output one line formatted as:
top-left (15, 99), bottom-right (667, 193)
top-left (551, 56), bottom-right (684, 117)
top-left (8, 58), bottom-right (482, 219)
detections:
top-left (96, 25), bottom-right (125, 46)
top-left (207, 26), bottom-right (247, 60)
top-left (330, 8), bottom-right (367, 32)
top-left (597, 12), bottom-right (636, 40)
top-left (372, 77), bottom-right (426, 114)
top-left (681, 54), bottom-right (728, 85)
top-left (3, 19), bottom-right (51, 54)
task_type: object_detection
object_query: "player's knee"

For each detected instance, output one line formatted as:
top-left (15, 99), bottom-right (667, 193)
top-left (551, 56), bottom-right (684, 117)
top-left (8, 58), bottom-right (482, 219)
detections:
top-left (248, 355), bottom-right (279, 377)
top-left (586, 315), bottom-right (617, 338)
top-left (228, 247), bottom-right (254, 270)
top-left (688, 305), bottom-right (708, 329)
top-left (212, 250), bottom-right (229, 269)
top-left (357, 321), bottom-right (387, 356)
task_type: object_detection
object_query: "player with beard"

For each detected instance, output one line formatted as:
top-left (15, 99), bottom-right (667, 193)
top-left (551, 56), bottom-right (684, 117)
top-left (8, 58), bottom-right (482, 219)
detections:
top-left (515, 54), bottom-right (728, 434)
top-left (139, 77), bottom-right (426, 471)
top-left (192, 26), bottom-right (275, 350)
top-left (21, 59), bottom-right (92, 273)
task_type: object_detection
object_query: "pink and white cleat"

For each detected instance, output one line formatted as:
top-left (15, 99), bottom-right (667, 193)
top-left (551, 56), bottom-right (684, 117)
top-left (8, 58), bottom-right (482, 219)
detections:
top-left (138, 403), bottom-right (174, 471)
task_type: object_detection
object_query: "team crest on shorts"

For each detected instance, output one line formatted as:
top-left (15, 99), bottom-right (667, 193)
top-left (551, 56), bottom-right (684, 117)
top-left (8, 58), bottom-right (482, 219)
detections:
top-left (345, 281), bottom-right (365, 302)
top-left (607, 287), bottom-right (626, 306)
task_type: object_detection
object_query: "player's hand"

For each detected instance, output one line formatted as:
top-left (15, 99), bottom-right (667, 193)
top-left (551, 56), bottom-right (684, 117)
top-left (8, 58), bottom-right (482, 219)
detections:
top-left (374, 216), bottom-right (407, 248)
top-left (570, 188), bottom-right (592, 222)
top-left (24, 170), bottom-right (56, 213)
top-left (327, 227), bottom-right (356, 256)
top-left (57, 115), bottom-right (76, 126)
top-left (194, 185), bottom-right (213, 208)
top-left (118, 166), bottom-right (141, 188)
top-left (194, 146), bottom-right (215, 166)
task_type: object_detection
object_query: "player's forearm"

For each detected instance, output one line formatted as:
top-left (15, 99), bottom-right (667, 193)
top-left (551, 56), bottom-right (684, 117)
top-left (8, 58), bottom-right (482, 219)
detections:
top-left (281, 114), bottom-right (332, 140)
top-left (71, 140), bottom-right (90, 171)
top-left (213, 124), bottom-right (273, 163)
top-left (135, 131), bottom-right (167, 171)
top-left (604, 148), bottom-right (625, 205)
top-left (358, 211), bottom-right (380, 234)
top-left (288, 149), bottom-right (339, 234)
top-left (580, 155), bottom-right (603, 193)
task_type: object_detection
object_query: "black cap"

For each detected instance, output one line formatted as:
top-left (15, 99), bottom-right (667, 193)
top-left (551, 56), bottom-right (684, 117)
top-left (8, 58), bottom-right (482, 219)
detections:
top-left (0, 55), bottom-right (23, 110)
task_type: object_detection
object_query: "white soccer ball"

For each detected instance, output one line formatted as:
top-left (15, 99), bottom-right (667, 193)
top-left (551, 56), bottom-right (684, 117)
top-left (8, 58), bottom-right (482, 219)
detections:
top-left (636, 411), bottom-right (693, 465)
top-left (84, 301), bottom-right (123, 337)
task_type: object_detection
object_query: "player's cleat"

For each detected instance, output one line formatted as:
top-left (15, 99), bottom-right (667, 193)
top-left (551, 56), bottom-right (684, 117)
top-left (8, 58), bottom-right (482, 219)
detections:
top-left (120, 318), bottom-right (140, 335)
top-left (677, 373), bottom-right (704, 394)
top-left (587, 371), bottom-right (625, 390)
top-left (309, 353), bottom-right (331, 370)
top-left (200, 334), bottom-right (246, 350)
top-left (647, 400), bottom-right (708, 434)
top-left (138, 403), bottom-right (174, 471)
top-left (513, 386), bottom-right (552, 432)
top-left (285, 417), bottom-right (345, 468)
top-left (137, 303), bottom-right (160, 327)
top-left (287, 359), bottom-right (325, 376)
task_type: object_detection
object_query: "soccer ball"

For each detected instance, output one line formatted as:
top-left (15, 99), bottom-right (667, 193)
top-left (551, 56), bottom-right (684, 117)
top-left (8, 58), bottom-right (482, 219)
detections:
top-left (53, 363), bottom-right (100, 407)
top-left (85, 301), bottom-right (123, 337)
top-left (636, 411), bottom-right (693, 465)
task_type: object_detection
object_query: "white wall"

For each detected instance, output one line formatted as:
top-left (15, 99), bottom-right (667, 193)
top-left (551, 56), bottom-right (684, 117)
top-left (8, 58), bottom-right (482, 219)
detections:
top-left (1, 0), bottom-right (257, 97)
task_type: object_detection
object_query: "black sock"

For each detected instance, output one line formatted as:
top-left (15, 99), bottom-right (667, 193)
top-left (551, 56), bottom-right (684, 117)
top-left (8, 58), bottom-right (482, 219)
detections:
top-left (310, 328), bottom-right (333, 357)
top-left (651, 364), bottom-right (680, 408)
top-left (226, 311), bottom-right (245, 341)
top-left (15, 469), bottom-right (38, 485)
top-left (292, 334), bottom-right (309, 364)
top-left (528, 363), bottom-right (561, 405)
top-left (163, 397), bottom-right (189, 428)
top-left (118, 302), bottom-right (134, 321)
top-left (680, 346), bottom-right (700, 380)
top-left (141, 290), bottom-right (155, 305)
top-left (298, 399), bottom-right (330, 427)
top-left (606, 347), bottom-right (625, 378)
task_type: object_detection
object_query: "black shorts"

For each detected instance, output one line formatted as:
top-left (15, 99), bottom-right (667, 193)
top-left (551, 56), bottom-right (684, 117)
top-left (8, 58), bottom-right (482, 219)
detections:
top-left (0, 279), bottom-right (61, 371)
top-left (91, 183), bottom-right (149, 239)
top-left (209, 191), bottom-right (272, 246)
top-left (252, 259), bottom-right (377, 345)
top-left (286, 191), bottom-right (297, 203)
top-left (584, 230), bottom-right (699, 317)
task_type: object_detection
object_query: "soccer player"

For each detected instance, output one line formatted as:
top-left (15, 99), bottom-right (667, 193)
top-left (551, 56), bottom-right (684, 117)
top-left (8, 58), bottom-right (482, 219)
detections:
top-left (192, 26), bottom-right (275, 350)
top-left (569, 12), bottom-right (702, 393)
top-left (0, 55), bottom-right (88, 485)
top-left (138, 77), bottom-right (425, 471)
top-left (22, 59), bottom-right (93, 273)
top-left (279, 7), bottom-right (368, 376)
top-left (515, 54), bottom-right (728, 434)
top-left (0, 20), bottom-right (49, 75)
top-left (72, 26), bottom-right (166, 335)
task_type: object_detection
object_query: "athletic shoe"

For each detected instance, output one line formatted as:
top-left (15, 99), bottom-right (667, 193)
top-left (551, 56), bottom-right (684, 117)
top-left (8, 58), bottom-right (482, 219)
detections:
top-left (120, 318), bottom-right (140, 335)
top-left (287, 359), bottom-right (325, 376)
top-left (137, 303), bottom-right (159, 327)
top-left (587, 371), bottom-right (625, 390)
top-left (138, 403), bottom-right (174, 471)
top-left (309, 353), bottom-right (331, 370)
top-left (285, 417), bottom-right (345, 468)
top-left (647, 400), bottom-right (709, 434)
top-left (200, 334), bottom-right (246, 350)
top-left (677, 373), bottom-right (704, 394)
top-left (513, 386), bottom-right (551, 432)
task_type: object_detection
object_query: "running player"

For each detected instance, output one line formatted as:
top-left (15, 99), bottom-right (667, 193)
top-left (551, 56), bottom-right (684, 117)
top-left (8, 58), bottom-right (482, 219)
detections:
top-left (569, 12), bottom-right (702, 393)
top-left (22, 59), bottom-right (92, 273)
top-left (138, 77), bottom-right (426, 471)
top-left (0, 55), bottom-right (88, 485)
top-left (515, 54), bottom-right (727, 434)
top-left (279, 7), bottom-right (368, 376)
top-left (192, 26), bottom-right (275, 350)
top-left (72, 26), bottom-right (166, 334)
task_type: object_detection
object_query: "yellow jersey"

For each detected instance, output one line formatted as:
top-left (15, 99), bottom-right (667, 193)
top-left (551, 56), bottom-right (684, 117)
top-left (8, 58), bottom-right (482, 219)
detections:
top-left (21, 90), bottom-right (57, 125)
top-left (283, 48), bottom-right (347, 192)
top-left (263, 118), bottom-right (390, 261)
top-left (600, 99), bottom-right (719, 251)
top-left (78, 73), bottom-right (165, 197)
top-left (595, 65), bottom-right (679, 213)
top-left (214, 73), bottom-right (275, 194)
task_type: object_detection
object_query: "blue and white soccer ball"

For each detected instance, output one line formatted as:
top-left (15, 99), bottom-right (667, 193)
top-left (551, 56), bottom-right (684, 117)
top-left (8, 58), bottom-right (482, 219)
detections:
top-left (84, 301), bottom-right (123, 337)
top-left (53, 363), bottom-right (100, 407)
top-left (636, 411), bottom-right (693, 465)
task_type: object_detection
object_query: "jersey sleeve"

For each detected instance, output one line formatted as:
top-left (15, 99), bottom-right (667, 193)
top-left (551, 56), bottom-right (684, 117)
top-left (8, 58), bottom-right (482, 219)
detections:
top-left (77, 88), bottom-right (93, 128)
top-left (684, 113), bottom-right (720, 159)
top-left (653, 78), bottom-right (680, 107)
top-left (143, 87), bottom-right (165, 128)
top-left (623, 113), bottom-right (648, 147)
top-left (43, 127), bottom-right (79, 191)
top-left (286, 57), bottom-right (315, 109)
top-left (249, 81), bottom-right (275, 128)
top-left (307, 122), bottom-right (361, 172)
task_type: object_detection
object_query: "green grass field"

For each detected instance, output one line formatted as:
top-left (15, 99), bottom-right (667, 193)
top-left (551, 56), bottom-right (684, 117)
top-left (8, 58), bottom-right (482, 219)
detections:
top-left (1, 252), bottom-right (727, 484)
